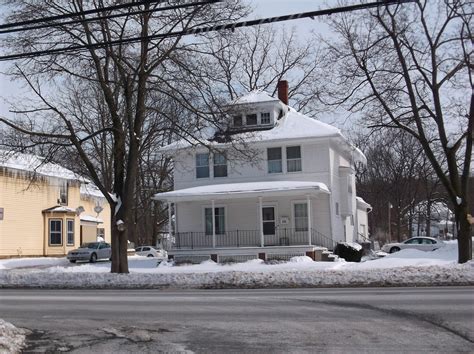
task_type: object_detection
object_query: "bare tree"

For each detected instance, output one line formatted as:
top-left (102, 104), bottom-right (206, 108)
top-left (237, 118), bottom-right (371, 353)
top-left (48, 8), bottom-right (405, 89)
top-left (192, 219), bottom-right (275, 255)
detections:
top-left (191, 25), bottom-right (325, 114)
top-left (0, 0), bottom-right (247, 273)
top-left (323, 0), bottom-right (472, 262)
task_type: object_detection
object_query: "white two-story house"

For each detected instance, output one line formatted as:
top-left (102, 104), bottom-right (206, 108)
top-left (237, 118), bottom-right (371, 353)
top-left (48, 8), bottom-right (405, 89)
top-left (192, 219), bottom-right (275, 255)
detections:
top-left (153, 81), bottom-right (371, 262)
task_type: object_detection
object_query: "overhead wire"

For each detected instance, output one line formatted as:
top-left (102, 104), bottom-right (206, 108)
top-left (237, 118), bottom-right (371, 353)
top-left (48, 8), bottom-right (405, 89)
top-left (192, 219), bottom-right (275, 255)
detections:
top-left (0, 0), bottom-right (416, 62)
top-left (0, 0), bottom-right (223, 35)
top-left (0, 0), bottom-right (167, 29)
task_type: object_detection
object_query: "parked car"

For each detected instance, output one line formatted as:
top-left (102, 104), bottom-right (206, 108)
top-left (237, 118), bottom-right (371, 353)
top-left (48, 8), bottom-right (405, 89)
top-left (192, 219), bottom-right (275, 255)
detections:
top-left (67, 242), bottom-right (112, 263)
top-left (135, 246), bottom-right (167, 258)
top-left (381, 237), bottom-right (445, 254)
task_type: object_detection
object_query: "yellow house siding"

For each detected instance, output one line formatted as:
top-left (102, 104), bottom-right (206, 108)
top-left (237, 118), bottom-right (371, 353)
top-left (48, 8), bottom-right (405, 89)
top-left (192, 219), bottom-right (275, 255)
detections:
top-left (0, 168), bottom-right (111, 258)
top-left (0, 172), bottom-right (62, 257)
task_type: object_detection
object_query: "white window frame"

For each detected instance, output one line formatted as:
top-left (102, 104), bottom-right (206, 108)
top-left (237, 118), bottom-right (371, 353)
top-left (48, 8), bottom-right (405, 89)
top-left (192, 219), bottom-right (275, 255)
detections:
top-left (203, 205), bottom-right (227, 235)
top-left (66, 218), bottom-right (74, 245)
top-left (196, 152), bottom-right (210, 179)
top-left (286, 146), bottom-right (302, 173)
top-left (267, 147), bottom-right (283, 174)
top-left (213, 152), bottom-right (228, 178)
top-left (260, 112), bottom-right (271, 125)
top-left (292, 201), bottom-right (309, 232)
top-left (49, 219), bottom-right (63, 246)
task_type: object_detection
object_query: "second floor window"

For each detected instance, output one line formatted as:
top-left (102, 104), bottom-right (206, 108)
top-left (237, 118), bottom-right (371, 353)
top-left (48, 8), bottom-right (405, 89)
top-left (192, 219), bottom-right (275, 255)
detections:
top-left (246, 114), bottom-right (257, 126)
top-left (261, 112), bottom-right (271, 124)
top-left (233, 115), bottom-right (242, 127)
top-left (287, 146), bottom-right (302, 172)
top-left (267, 147), bottom-right (282, 173)
top-left (196, 153), bottom-right (210, 179)
top-left (59, 183), bottom-right (68, 205)
top-left (213, 152), bottom-right (227, 177)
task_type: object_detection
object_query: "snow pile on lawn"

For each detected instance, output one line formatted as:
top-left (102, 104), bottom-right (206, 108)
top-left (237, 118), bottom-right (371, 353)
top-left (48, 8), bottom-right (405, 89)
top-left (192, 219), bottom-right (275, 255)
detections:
top-left (0, 242), bottom-right (472, 289)
top-left (0, 319), bottom-right (27, 353)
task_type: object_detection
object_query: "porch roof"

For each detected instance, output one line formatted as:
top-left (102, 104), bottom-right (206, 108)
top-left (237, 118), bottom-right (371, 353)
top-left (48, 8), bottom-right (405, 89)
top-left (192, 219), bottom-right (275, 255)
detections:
top-left (153, 181), bottom-right (330, 202)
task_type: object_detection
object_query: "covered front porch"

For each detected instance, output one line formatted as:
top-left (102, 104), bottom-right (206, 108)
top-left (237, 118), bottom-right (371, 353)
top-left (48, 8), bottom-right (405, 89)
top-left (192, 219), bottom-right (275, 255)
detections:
top-left (153, 181), bottom-right (336, 259)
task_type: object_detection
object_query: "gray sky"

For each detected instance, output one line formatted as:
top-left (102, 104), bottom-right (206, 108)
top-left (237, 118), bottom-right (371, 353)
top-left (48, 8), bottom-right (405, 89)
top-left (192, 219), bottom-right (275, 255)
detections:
top-left (0, 1), bottom-right (345, 119)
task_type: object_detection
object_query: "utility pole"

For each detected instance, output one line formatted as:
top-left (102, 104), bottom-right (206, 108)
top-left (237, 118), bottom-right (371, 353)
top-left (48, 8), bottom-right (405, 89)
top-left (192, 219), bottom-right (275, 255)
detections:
top-left (388, 202), bottom-right (392, 242)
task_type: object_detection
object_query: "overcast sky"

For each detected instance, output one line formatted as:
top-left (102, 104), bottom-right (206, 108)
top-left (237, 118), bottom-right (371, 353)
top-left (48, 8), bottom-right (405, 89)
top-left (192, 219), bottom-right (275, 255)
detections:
top-left (0, 1), bottom-right (343, 119)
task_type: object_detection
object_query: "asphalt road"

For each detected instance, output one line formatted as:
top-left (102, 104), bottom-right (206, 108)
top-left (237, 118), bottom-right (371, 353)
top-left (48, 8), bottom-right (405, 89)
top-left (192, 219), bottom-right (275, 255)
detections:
top-left (1, 287), bottom-right (473, 353)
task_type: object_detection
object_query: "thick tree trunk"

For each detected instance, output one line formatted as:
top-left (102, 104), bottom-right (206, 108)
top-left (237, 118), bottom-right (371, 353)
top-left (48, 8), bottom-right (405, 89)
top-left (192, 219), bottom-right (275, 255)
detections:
top-left (456, 204), bottom-right (472, 263)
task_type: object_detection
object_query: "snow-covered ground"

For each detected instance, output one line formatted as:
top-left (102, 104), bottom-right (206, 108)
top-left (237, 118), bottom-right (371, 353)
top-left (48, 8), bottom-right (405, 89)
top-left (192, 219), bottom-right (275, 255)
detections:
top-left (0, 242), bottom-right (473, 289)
top-left (0, 319), bottom-right (27, 353)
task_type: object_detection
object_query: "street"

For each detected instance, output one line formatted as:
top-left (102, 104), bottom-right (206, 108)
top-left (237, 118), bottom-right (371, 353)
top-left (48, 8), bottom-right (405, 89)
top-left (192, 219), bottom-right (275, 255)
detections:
top-left (1, 287), bottom-right (473, 353)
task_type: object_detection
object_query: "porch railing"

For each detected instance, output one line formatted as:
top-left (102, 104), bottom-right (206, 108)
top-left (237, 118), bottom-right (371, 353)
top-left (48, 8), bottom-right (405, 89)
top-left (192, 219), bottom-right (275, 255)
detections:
top-left (170, 228), bottom-right (336, 251)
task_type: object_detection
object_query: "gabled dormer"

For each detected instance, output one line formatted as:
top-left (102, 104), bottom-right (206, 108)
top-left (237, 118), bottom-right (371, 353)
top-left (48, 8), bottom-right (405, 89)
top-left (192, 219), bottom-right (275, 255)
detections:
top-left (225, 81), bottom-right (289, 133)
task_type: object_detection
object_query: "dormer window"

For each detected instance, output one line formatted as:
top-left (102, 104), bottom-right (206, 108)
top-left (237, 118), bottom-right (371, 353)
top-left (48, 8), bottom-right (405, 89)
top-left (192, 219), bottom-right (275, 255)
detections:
top-left (261, 112), bottom-right (270, 124)
top-left (246, 114), bottom-right (257, 126)
top-left (233, 115), bottom-right (242, 127)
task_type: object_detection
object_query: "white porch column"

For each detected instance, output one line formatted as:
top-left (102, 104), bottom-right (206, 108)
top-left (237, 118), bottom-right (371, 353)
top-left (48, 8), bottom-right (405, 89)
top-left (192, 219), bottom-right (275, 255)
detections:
top-left (168, 202), bottom-right (172, 237)
top-left (212, 199), bottom-right (216, 248)
top-left (307, 195), bottom-right (312, 245)
top-left (259, 196), bottom-right (264, 247)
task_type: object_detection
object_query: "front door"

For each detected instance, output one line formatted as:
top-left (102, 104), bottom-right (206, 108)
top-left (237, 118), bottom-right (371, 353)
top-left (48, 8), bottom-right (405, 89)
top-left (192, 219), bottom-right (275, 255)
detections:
top-left (262, 207), bottom-right (276, 235)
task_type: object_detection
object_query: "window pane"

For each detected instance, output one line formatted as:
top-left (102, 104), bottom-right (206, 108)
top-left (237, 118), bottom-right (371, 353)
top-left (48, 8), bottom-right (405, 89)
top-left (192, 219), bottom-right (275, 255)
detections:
top-left (246, 114), bottom-right (257, 125)
top-left (294, 204), bottom-right (308, 231)
top-left (262, 207), bottom-right (275, 221)
top-left (261, 112), bottom-right (270, 124)
top-left (213, 153), bottom-right (227, 177)
top-left (205, 207), bottom-right (225, 235)
top-left (67, 220), bottom-right (74, 244)
top-left (287, 159), bottom-right (302, 172)
top-left (287, 146), bottom-right (302, 172)
top-left (50, 220), bottom-right (62, 245)
top-left (263, 222), bottom-right (275, 235)
top-left (267, 147), bottom-right (282, 160)
top-left (233, 115), bottom-right (242, 127)
top-left (267, 148), bottom-right (282, 174)
top-left (286, 146), bottom-right (301, 159)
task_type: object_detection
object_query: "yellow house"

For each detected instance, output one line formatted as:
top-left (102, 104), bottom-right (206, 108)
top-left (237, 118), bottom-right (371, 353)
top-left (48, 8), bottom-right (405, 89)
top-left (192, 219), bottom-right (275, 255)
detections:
top-left (0, 151), bottom-right (111, 258)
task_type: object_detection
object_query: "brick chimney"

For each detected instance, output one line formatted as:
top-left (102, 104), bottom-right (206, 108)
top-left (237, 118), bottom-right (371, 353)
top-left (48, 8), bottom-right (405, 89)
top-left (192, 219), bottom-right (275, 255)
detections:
top-left (277, 80), bottom-right (288, 105)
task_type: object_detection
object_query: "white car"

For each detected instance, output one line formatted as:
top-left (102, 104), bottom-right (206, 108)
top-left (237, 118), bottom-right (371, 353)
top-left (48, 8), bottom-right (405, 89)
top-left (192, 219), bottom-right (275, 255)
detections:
top-left (381, 237), bottom-right (445, 254)
top-left (135, 246), bottom-right (167, 258)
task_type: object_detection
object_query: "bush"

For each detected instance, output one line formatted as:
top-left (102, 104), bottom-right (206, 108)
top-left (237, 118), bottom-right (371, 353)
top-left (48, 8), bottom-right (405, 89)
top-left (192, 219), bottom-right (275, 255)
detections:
top-left (334, 243), bottom-right (364, 262)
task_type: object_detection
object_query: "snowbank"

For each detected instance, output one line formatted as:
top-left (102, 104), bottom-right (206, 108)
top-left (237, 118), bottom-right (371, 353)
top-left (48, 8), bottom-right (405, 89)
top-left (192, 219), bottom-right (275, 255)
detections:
top-left (0, 243), bottom-right (472, 289)
top-left (0, 319), bottom-right (27, 353)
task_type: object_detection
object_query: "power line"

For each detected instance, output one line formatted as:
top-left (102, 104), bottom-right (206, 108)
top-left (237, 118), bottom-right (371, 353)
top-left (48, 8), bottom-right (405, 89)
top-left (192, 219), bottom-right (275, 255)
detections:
top-left (0, 0), bottom-right (223, 35)
top-left (0, 0), bottom-right (415, 62)
top-left (0, 0), bottom-right (166, 29)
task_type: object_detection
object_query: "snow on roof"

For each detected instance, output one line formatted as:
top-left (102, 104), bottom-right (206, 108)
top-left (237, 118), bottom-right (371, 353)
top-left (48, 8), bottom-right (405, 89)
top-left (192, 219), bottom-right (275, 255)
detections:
top-left (356, 197), bottom-right (372, 210)
top-left (80, 183), bottom-right (106, 199)
top-left (231, 90), bottom-right (279, 105)
top-left (247, 107), bottom-right (341, 141)
top-left (0, 150), bottom-right (79, 181)
top-left (43, 206), bottom-right (77, 213)
top-left (161, 107), bottom-right (342, 151)
top-left (80, 214), bottom-right (103, 223)
top-left (153, 181), bottom-right (330, 202)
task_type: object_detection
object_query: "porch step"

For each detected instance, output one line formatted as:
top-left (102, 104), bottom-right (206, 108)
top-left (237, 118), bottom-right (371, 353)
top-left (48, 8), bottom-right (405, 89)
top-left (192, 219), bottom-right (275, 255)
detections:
top-left (321, 250), bottom-right (338, 262)
top-left (266, 252), bottom-right (307, 262)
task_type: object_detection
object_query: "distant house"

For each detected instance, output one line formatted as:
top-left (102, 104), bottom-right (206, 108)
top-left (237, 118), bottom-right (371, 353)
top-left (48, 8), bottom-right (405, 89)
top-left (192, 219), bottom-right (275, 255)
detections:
top-left (0, 151), bottom-right (110, 258)
top-left (410, 200), bottom-right (456, 239)
top-left (153, 81), bottom-right (371, 262)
